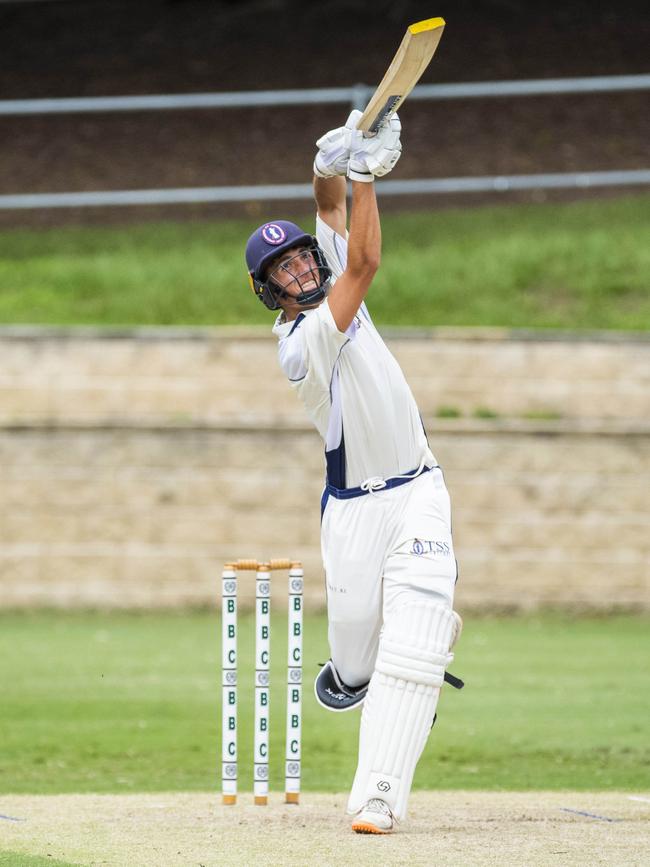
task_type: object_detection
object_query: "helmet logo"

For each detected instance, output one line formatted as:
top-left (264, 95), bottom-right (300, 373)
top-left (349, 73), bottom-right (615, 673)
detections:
top-left (261, 223), bottom-right (287, 245)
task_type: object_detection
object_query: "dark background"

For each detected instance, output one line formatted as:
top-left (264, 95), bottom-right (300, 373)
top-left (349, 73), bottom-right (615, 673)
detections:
top-left (1, 0), bottom-right (648, 225)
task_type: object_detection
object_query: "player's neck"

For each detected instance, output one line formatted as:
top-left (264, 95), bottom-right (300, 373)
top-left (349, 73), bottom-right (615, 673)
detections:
top-left (281, 301), bottom-right (321, 322)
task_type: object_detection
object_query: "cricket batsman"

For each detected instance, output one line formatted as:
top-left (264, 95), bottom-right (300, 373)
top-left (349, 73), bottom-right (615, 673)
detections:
top-left (245, 111), bottom-right (462, 834)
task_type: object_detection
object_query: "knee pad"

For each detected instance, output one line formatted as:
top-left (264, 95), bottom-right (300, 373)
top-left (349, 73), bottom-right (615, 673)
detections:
top-left (375, 602), bottom-right (456, 688)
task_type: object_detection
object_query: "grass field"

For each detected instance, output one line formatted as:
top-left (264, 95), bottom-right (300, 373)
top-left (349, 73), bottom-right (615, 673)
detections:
top-left (1, 611), bottom-right (648, 797)
top-left (0, 194), bottom-right (649, 329)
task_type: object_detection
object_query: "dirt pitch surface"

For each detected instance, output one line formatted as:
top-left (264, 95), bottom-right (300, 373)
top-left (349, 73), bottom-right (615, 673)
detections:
top-left (1, 792), bottom-right (648, 867)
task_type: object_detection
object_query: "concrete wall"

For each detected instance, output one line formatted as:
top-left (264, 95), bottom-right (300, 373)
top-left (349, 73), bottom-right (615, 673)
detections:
top-left (1, 327), bottom-right (648, 611)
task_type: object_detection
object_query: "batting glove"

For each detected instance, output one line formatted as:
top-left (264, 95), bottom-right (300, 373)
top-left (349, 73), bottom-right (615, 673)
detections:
top-left (348, 113), bottom-right (402, 182)
top-left (313, 119), bottom-right (354, 178)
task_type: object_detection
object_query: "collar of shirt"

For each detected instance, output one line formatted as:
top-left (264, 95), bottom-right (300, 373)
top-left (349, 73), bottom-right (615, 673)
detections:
top-left (272, 306), bottom-right (317, 339)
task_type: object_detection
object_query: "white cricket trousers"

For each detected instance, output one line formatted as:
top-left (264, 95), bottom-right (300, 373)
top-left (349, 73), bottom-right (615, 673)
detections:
top-left (320, 467), bottom-right (457, 688)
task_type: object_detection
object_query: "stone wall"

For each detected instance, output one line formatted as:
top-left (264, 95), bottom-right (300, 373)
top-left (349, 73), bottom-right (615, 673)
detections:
top-left (1, 326), bottom-right (649, 425)
top-left (1, 327), bottom-right (648, 611)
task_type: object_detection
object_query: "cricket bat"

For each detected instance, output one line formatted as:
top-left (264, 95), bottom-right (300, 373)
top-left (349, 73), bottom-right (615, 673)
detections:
top-left (356, 17), bottom-right (445, 134)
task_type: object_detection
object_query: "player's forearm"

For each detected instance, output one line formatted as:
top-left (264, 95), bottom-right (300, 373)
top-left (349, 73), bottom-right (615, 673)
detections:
top-left (313, 175), bottom-right (347, 236)
top-left (346, 181), bottom-right (381, 278)
top-left (325, 181), bottom-right (380, 332)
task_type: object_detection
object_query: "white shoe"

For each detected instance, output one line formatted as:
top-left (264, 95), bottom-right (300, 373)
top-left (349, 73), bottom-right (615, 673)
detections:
top-left (351, 798), bottom-right (395, 835)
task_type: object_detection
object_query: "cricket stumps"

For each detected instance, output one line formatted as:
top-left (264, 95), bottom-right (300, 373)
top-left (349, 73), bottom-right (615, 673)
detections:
top-left (221, 559), bottom-right (303, 806)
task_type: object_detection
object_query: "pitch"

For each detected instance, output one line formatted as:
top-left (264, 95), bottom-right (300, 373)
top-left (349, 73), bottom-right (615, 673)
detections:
top-left (1, 791), bottom-right (648, 866)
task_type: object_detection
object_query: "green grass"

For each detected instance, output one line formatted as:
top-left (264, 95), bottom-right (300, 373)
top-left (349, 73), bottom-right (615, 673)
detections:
top-left (0, 611), bottom-right (648, 794)
top-left (0, 854), bottom-right (80, 867)
top-left (0, 195), bottom-right (649, 328)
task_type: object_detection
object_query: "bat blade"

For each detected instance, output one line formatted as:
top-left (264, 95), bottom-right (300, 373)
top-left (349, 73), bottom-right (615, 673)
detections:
top-left (357, 17), bottom-right (445, 134)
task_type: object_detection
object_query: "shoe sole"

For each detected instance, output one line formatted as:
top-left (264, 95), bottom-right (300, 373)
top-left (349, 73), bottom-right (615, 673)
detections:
top-left (351, 820), bottom-right (392, 835)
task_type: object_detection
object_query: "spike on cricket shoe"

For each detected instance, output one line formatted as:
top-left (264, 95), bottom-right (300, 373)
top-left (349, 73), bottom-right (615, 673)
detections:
top-left (351, 798), bottom-right (395, 834)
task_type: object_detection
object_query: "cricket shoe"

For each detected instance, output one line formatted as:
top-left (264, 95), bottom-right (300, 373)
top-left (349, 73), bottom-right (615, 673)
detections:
top-left (314, 660), bottom-right (368, 712)
top-left (351, 798), bottom-right (395, 835)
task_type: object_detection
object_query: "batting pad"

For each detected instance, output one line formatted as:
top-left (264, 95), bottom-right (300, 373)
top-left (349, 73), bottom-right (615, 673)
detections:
top-left (347, 602), bottom-right (456, 820)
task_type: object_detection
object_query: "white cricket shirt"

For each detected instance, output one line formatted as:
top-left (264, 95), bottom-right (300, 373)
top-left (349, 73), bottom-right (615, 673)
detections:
top-left (272, 215), bottom-right (436, 489)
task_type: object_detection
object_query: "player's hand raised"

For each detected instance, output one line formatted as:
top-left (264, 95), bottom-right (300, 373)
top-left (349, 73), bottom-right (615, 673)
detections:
top-left (348, 112), bottom-right (402, 182)
top-left (314, 110), bottom-right (402, 182)
top-left (313, 118), bottom-right (354, 178)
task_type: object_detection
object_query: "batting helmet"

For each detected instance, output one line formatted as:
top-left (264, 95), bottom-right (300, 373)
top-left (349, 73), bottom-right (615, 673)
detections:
top-left (245, 220), bottom-right (332, 311)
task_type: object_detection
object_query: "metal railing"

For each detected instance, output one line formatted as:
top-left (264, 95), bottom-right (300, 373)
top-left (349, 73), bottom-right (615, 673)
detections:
top-left (2, 171), bottom-right (650, 211)
top-left (2, 74), bottom-right (649, 116)
top-left (1, 74), bottom-right (648, 209)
